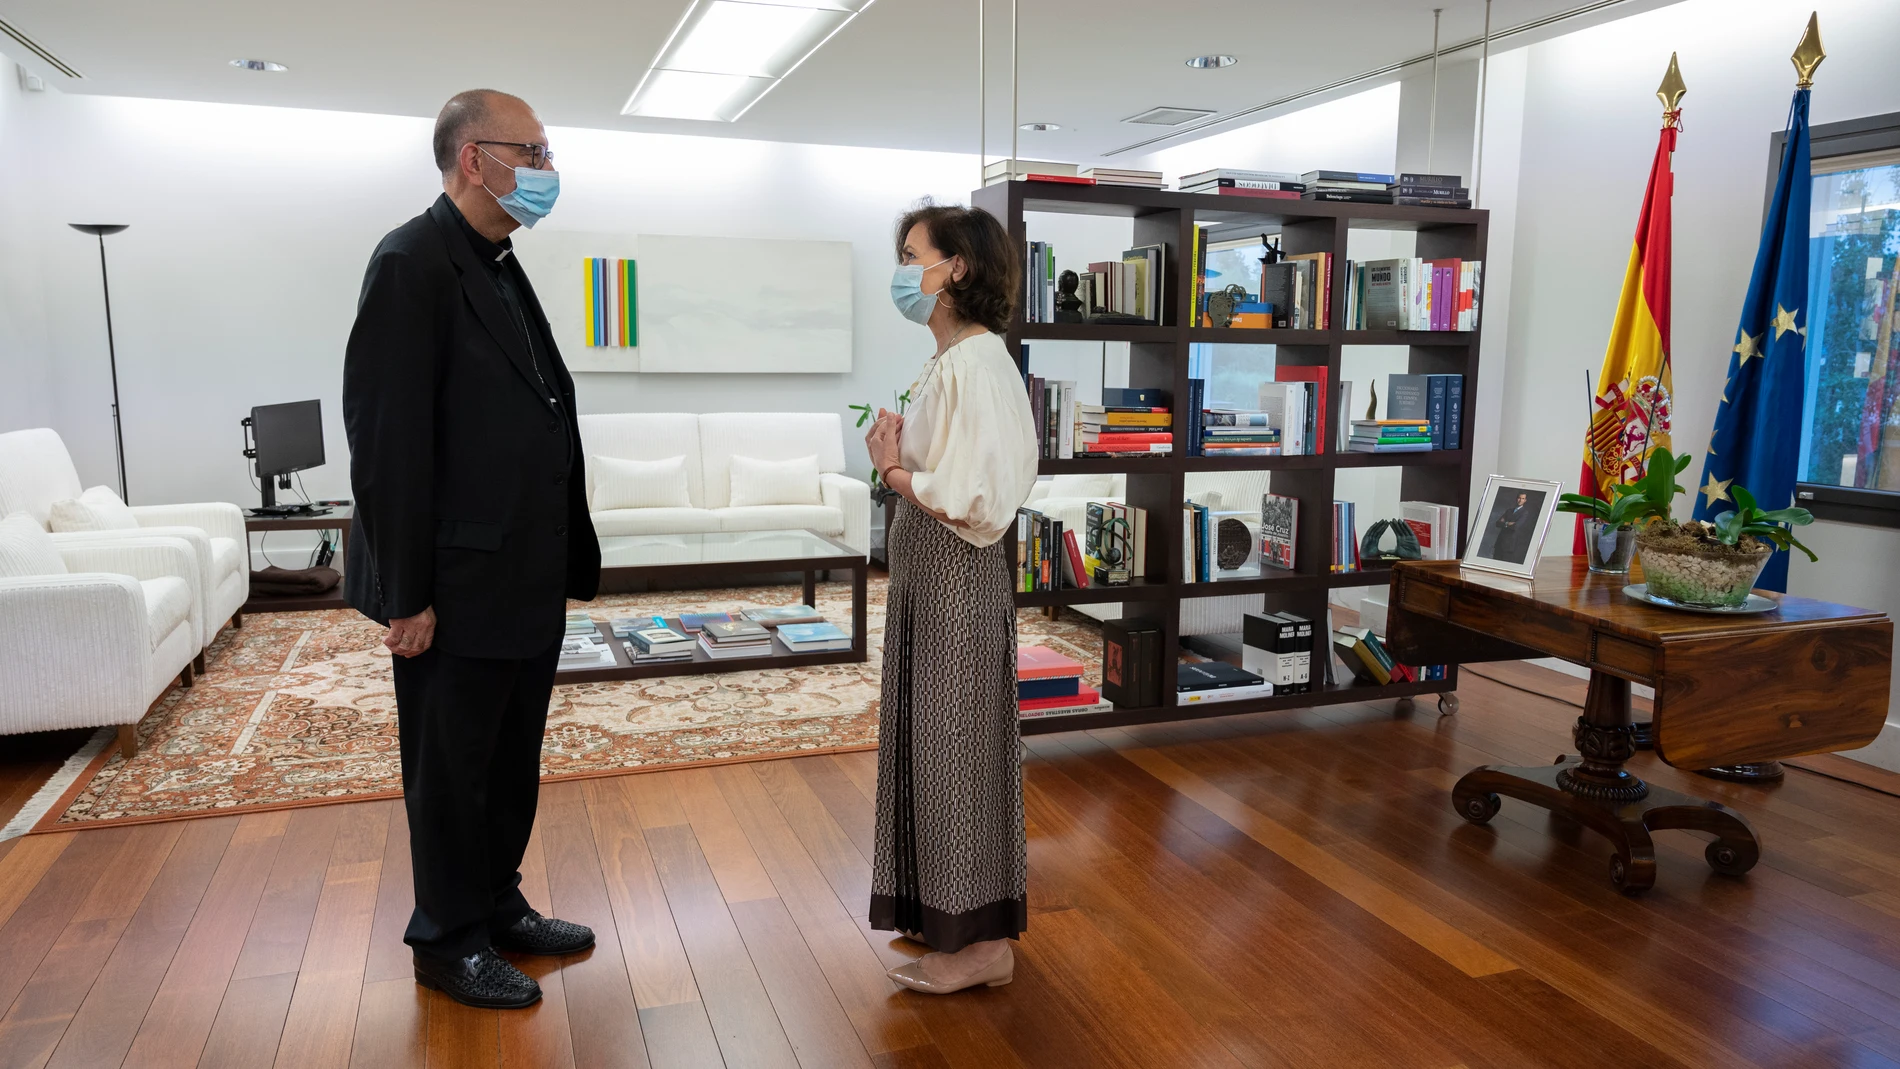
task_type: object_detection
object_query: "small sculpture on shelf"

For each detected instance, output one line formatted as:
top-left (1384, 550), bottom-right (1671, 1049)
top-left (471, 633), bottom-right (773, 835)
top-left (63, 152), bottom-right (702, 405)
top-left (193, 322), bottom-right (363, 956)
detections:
top-left (1204, 284), bottom-right (1249, 329)
top-left (1053, 270), bottom-right (1085, 323)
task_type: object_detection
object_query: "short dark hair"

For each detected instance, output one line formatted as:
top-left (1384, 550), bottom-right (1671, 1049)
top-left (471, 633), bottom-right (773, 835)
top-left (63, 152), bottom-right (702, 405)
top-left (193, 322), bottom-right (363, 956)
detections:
top-left (433, 89), bottom-right (521, 175)
top-left (893, 202), bottom-right (1018, 335)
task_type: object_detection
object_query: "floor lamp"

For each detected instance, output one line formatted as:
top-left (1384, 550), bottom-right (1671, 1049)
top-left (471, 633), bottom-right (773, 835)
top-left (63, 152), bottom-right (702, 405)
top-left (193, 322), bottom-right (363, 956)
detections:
top-left (69, 223), bottom-right (131, 502)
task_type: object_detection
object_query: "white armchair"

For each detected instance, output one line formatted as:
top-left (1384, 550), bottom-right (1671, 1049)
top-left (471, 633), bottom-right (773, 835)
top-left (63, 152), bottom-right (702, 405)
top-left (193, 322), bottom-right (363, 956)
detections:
top-left (0, 428), bottom-right (248, 657)
top-left (0, 514), bottom-right (199, 757)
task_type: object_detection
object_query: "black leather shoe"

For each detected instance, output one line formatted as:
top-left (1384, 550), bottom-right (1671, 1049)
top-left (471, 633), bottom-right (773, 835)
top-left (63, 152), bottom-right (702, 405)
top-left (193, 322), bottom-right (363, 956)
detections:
top-left (492, 910), bottom-right (595, 956)
top-left (413, 949), bottom-right (542, 1009)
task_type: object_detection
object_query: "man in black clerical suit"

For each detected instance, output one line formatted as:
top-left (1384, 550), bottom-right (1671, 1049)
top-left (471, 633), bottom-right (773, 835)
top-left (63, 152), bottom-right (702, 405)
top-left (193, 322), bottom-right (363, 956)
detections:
top-left (342, 89), bottom-right (601, 1010)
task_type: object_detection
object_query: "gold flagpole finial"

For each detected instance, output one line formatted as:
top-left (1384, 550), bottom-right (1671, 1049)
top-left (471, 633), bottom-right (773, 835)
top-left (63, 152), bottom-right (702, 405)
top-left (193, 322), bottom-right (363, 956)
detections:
top-left (1792, 12), bottom-right (1825, 89)
top-left (1656, 52), bottom-right (1686, 125)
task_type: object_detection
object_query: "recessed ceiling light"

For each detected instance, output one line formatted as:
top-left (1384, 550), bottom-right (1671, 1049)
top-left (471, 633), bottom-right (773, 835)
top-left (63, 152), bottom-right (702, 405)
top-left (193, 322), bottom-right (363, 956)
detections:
top-left (1185, 54), bottom-right (1235, 69)
top-left (1019, 122), bottom-right (1060, 132)
top-left (623, 0), bottom-right (874, 122)
top-left (229, 59), bottom-right (287, 72)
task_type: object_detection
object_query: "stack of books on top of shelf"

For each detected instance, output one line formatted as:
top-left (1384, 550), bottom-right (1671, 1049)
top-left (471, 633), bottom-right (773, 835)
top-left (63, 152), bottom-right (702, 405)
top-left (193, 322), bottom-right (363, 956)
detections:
top-left (1348, 418), bottom-right (1433, 453)
top-left (984, 159), bottom-right (1090, 186)
top-left (698, 619), bottom-right (773, 660)
top-left (1373, 373), bottom-right (1465, 450)
top-left (1079, 387), bottom-right (1171, 458)
top-left (1386, 172), bottom-right (1471, 208)
top-left (1017, 645), bottom-right (1110, 718)
top-left (1179, 168), bottom-right (1304, 199)
top-left (1079, 167), bottom-right (1164, 188)
top-left (1301, 170), bottom-right (1394, 203)
top-left (1176, 660), bottom-right (1271, 705)
top-left (1343, 257), bottom-right (1483, 331)
top-left (1332, 500), bottom-right (1362, 574)
top-left (1400, 500), bottom-right (1462, 560)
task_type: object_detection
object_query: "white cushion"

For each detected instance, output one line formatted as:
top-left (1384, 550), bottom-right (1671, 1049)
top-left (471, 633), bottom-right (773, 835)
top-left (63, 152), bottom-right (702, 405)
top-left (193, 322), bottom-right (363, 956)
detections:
top-left (1043, 473), bottom-right (1124, 500)
top-left (49, 485), bottom-right (141, 532)
top-left (209, 536), bottom-right (244, 581)
top-left (577, 413), bottom-right (707, 507)
top-left (590, 454), bottom-right (692, 511)
top-left (0, 511), bottom-right (67, 577)
top-left (714, 504), bottom-right (844, 535)
top-left (0, 428), bottom-right (85, 527)
top-left (697, 413), bottom-right (846, 509)
top-left (729, 455), bottom-right (821, 508)
top-left (590, 507), bottom-right (720, 537)
top-left (139, 576), bottom-right (193, 647)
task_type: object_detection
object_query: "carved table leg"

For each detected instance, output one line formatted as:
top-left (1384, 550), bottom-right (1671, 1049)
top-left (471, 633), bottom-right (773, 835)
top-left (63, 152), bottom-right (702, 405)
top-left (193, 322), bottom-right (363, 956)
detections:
top-left (1451, 669), bottom-right (1761, 894)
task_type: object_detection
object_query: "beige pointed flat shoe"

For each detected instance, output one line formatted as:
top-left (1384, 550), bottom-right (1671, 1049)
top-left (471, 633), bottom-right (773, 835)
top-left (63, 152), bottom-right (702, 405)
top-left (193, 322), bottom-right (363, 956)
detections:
top-left (886, 945), bottom-right (1013, 994)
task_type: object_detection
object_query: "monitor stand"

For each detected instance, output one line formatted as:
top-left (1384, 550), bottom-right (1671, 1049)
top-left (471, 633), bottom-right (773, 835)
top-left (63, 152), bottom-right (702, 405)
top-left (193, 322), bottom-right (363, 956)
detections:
top-left (251, 474), bottom-right (329, 518)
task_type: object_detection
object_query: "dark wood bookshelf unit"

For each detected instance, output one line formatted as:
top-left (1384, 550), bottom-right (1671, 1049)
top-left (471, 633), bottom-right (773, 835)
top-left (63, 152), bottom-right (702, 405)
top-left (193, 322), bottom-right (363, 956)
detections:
top-left (972, 179), bottom-right (1488, 736)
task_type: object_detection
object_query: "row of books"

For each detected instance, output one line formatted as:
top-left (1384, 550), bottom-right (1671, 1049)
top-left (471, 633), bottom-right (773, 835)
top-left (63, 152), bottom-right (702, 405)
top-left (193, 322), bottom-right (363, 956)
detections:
top-left (557, 605), bottom-right (851, 670)
top-left (1342, 257), bottom-right (1484, 331)
top-left (1352, 373), bottom-right (1465, 452)
top-left (1400, 500), bottom-right (1463, 561)
top-left (1240, 612), bottom-right (1316, 694)
top-left (981, 161), bottom-right (1469, 207)
top-left (1332, 500), bottom-right (1362, 574)
top-left (1181, 368), bottom-right (1330, 457)
top-left (1015, 501), bottom-right (1151, 590)
top-left (1021, 240), bottom-right (1168, 324)
top-left (982, 159), bottom-right (1162, 188)
top-left (1189, 225), bottom-right (1335, 330)
top-left (1179, 168), bottom-right (1306, 199)
top-left (1303, 170), bottom-right (1470, 208)
top-left (1332, 625), bottom-right (1443, 685)
top-left (1025, 378), bottom-right (1173, 458)
top-left (1017, 645), bottom-right (1110, 718)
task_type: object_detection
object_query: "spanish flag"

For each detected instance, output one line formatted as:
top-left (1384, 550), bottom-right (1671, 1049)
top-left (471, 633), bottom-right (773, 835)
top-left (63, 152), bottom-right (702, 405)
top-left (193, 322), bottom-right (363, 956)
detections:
top-left (1573, 62), bottom-right (1682, 553)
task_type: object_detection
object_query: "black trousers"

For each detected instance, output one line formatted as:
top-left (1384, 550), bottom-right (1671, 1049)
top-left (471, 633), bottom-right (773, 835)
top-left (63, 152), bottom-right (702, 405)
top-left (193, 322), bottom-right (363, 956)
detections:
top-left (391, 638), bottom-right (559, 961)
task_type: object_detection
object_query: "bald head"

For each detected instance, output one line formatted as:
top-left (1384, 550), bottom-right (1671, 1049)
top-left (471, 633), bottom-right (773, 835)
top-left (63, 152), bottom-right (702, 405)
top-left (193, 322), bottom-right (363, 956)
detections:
top-left (435, 89), bottom-right (552, 242)
top-left (433, 89), bottom-right (532, 175)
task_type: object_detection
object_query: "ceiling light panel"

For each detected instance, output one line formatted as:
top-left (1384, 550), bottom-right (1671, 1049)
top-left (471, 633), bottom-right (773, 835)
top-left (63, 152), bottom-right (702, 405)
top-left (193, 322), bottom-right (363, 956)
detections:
top-left (624, 0), bottom-right (872, 122)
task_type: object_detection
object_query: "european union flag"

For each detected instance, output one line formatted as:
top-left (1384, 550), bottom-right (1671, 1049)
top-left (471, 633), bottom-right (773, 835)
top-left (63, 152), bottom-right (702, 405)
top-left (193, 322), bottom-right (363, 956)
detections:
top-left (1692, 89), bottom-right (1811, 592)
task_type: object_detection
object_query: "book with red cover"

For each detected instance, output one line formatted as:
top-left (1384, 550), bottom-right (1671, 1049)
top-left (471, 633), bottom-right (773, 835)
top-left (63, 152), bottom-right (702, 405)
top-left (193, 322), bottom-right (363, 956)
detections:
top-left (1080, 431), bottom-right (1173, 445)
top-left (1083, 438), bottom-right (1174, 453)
top-left (1273, 365), bottom-right (1330, 454)
top-left (1019, 686), bottom-right (1103, 711)
top-left (1017, 645), bottom-right (1085, 680)
top-left (1061, 529), bottom-right (1091, 588)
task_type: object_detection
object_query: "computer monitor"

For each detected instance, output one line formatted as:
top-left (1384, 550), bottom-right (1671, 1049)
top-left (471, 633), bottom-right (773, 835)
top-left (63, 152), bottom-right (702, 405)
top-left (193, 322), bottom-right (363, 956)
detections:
top-left (246, 399), bottom-right (324, 508)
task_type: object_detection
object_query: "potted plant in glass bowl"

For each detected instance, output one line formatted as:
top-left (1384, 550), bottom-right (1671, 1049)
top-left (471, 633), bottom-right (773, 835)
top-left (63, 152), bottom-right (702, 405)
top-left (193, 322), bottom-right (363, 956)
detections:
top-left (1556, 449), bottom-right (1689, 574)
top-left (1635, 485), bottom-right (1818, 609)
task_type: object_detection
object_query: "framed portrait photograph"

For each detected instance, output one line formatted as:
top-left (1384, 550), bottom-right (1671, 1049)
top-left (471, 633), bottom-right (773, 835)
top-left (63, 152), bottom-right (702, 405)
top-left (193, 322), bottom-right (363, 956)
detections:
top-left (1462, 475), bottom-right (1562, 579)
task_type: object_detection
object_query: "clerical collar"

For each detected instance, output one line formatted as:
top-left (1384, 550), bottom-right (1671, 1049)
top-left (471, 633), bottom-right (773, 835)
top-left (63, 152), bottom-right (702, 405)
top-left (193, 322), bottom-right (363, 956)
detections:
top-left (442, 194), bottom-right (514, 268)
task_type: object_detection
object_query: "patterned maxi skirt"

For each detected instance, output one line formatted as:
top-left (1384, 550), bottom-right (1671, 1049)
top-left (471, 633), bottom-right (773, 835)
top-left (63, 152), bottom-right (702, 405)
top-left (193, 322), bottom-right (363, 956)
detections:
top-left (869, 499), bottom-right (1028, 952)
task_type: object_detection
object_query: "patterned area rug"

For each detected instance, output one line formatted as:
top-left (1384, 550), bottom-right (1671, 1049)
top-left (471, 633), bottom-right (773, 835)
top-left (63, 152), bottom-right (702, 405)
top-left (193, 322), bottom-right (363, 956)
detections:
top-left (30, 579), bottom-right (1106, 832)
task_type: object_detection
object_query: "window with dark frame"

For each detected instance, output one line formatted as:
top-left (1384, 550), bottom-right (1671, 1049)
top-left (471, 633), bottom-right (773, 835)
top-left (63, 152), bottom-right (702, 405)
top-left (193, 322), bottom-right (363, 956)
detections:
top-left (1786, 111), bottom-right (1900, 527)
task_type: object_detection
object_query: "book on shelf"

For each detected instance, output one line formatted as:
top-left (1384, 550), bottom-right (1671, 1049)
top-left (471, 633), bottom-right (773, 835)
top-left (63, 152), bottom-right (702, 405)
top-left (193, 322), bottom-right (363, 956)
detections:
top-left (1348, 257), bottom-right (1483, 331)
top-left (1383, 373), bottom-right (1464, 448)
top-left (1400, 500), bottom-right (1462, 561)
top-left (1079, 406), bottom-right (1171, 427)
top-left (1180, 167), bottom-right (1301, 186)
top-left (1274, 365), bottom-right (1329, 450)
top-left (1255, 381), bottom-right (1315, 455)
top-left (1260, 493), bottom-right (1299, 570)
top-left (1019, 689), bottom-right (1112, 718)
top-left (1018, 644), bottom-right (1084, 680)
top-left (1203, 411), bottom-right (1275, 427)
top-left (1182, 182), bottom-right (1302, 199)
top-left (1332, 500), bottom-right (1361, 573)
top-left (1100, 619), bottom-right (1161, 707)
top-left (1023, 241), bottom-right (1056, 323)
top-left (1241, 612), bottom-right (1314, 695)
top-left (1303, 189), bottom-right (1394, 204)
top-left (741, 604), bottom-right (823, 627)
top-left (1122, 244), bottom-right (1167, 324)
top-left (1302, 169), bottom-right (1395, 186)
top-left (1389, 173), bottom-right (1473, 207)
top-left (1337, 381), bottom-right (1354, 451)
top-left (1186, 378), bottom-right (1206, 455)
top-left (1103, 387), bottom-right (1169, 408)
top-left (984, 159), bottom-right (1089, 185)
top-left (1176, 661), bottom-right (1270, 705)
top-left (1061, 528), bottom-right (1090, 588)
top-left (776, 622), bottom-right (851, 652)
top-left (1078, 166), bottom-right (1163, 187)
top-left (1333, 626), bottom-right (1394, 685)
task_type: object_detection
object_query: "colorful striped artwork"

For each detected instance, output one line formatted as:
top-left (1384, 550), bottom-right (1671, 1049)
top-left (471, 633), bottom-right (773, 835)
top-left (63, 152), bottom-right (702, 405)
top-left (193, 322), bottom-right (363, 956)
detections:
top-left (582, 257), bottom-right (637, 347)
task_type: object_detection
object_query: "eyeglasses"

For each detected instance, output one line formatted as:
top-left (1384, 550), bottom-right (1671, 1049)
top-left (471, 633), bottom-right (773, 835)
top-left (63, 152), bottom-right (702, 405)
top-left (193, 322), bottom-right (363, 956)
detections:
top-left (474, 140), bottom-right (554, 168)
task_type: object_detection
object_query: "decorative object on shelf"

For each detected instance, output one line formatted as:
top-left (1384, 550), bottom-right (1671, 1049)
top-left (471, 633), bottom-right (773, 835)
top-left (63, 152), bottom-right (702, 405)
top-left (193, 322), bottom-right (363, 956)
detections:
top-left (68, 223), bottom-right (132, 501)
top-left (1053, 270), bottom-right (1084, 322)
top-left (1365, 380), bottom-right (1378, 422)
top-left (1213, 512), bottom-right (1261, 575)
top-left (1359, 518), bottom-right (1423, 563)
top-left (1204, 283), bottom-right (1249, 328)
top-left (1463, 475), bottom-right (1562, 579)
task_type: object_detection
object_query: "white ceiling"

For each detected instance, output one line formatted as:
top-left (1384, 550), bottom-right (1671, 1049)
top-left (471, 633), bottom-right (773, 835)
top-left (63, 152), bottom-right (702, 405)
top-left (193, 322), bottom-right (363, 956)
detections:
top-left (2, 0), bottom-right (1678, 158)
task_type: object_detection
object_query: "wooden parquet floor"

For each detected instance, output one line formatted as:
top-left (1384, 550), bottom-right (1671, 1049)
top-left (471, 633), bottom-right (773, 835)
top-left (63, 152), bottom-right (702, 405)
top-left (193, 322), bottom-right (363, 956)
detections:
top-left (2, 665), bottom-right (1900, 1068)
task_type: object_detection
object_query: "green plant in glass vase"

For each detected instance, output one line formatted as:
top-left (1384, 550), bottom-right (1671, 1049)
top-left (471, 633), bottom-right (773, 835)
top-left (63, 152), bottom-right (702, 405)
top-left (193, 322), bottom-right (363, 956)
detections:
top-left (1556, 447), bottom-right (1690, 574)
top-left (851, 389), bottom-right (912, 503)
top-left (1636, 481), bottom-right (1820, 609)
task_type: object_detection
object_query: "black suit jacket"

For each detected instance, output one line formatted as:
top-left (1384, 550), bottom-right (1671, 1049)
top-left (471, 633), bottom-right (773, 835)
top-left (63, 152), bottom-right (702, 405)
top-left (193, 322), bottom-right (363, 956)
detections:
top-left (342, 194), bottom-right (600, 659)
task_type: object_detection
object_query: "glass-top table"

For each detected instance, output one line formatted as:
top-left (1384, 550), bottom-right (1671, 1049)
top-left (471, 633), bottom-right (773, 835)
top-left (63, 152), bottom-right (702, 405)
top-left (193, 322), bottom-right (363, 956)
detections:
top-left (561, 527), bottom-right (869, 684)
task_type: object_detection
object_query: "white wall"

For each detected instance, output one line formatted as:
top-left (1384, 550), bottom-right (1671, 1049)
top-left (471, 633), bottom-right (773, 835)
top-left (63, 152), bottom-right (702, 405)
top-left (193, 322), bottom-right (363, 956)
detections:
top-left (1488, 0), bottom-right (1900, 768)
top-left (0, 83), bottom-right (979, 515)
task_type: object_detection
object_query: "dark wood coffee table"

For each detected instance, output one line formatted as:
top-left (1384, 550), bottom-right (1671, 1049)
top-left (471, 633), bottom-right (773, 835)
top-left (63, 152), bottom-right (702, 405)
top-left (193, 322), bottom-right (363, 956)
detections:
top-left (559, 528), bottom-right (868, 684)
top-left (1386, 557), bottom-right (1891, 893)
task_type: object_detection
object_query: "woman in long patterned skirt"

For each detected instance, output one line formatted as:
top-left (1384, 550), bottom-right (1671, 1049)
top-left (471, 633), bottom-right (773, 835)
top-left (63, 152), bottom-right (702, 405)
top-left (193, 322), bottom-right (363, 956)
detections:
top-left (863, 202), bottom-right (1038, 994)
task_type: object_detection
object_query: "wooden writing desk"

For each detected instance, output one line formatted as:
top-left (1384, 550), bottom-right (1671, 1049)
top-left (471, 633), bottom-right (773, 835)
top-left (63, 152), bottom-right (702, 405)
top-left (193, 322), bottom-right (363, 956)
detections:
top-left (1385, 557), bottom-right (1891, 893)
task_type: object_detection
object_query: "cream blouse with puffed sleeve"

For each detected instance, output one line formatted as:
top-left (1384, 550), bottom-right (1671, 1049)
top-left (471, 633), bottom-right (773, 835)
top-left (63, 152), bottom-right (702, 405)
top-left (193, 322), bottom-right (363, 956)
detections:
top-left (897, 331), bottom-right (1039, 548)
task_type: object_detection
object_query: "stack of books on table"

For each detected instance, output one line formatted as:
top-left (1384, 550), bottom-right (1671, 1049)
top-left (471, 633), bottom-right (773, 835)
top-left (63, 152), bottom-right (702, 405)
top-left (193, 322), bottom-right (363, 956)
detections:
top-left (1332, 500), bottom-right (1362, 573)
top-left (1348, 419), bottom-right (1433, 453)
top-left (1386, 172), bottom-right (1471, 208)
top-left (1079, 166), bottom-right (1163, 188)
top-left (777, 622), bottom-right (851, 652)
top-left (558, 632), bottom-right (614, 671)
top-left (1017, 645), bottom-right (1109, 718)
top-left (564, 610), bottom-right (598, 638)
top-left (1078, 387), bottom-right (1171, 457)
top-left (678, 612), bottom-right (732, 633)
top-left (741, 604), bottom-right (824, 627)
top-left (1179, 168), bottom-right (1304, 199)
top-left (984, 159), bottom-right (1089, 186)
top-left (1301, 170), bottom-right (1394, 203)
top-left (1400, 500), bottom-right (1463, 561)
top-left (1344, 258), bottom-right (1483, 331)
top-left (623, 625), bottom-right (694, 663)
top-left (698, 619), bottom-right (772, 660)
top-left (1176, 661), bottom-right (1271, 705)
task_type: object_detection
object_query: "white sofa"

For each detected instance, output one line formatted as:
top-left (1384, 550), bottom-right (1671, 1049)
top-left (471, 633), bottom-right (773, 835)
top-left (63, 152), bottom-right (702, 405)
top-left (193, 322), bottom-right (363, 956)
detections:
top-left (0, 513), bottom-right (200, 757)
top-left (1024, 470), bottom-right (1270, 636)
top-left (0, 428), bottom-right (249, 656)
top-left (578, 412), bottom-right (871, 555)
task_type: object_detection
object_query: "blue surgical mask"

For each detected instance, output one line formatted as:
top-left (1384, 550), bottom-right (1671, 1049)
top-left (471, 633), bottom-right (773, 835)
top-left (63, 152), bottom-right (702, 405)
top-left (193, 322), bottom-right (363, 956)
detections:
top-left (480, 146), bottom-right (560, 229)
top-left (890, 258), bottom-right (950, 325)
